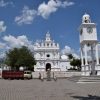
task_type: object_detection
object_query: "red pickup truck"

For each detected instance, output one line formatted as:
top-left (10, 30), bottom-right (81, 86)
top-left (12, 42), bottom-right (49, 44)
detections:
top-left (2, 70), bottom-right (32, 79)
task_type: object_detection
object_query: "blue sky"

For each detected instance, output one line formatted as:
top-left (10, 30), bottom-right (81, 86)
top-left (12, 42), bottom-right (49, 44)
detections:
top-left (0, 0), bottom-right (100, 58)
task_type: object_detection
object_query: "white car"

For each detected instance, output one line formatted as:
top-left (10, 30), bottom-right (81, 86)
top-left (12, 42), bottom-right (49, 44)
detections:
top-left (24, 71), bottom-right (32, 79)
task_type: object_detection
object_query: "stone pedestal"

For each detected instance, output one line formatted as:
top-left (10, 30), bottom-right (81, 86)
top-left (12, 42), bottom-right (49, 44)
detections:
top-left (81, 65), bottom-right (90, 76)
top-left (95, 65), bottom-right (100, 75)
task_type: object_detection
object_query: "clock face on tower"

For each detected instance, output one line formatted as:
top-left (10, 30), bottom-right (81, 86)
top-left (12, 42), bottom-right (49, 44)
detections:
top-left (87, 27), bottom-right (93, 33)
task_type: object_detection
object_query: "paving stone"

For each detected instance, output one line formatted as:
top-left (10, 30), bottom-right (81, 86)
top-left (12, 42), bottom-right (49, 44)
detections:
top-left (0, 79), bottom-right (100, 100)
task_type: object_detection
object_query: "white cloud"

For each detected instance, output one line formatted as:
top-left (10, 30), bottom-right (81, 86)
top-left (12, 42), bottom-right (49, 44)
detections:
top-left (15, 0), bottom-right (74, 25)
top-left (38, 0), bottom-right (58, 19)
top-left (0, 52), bottom-right (6, 59)
top-left (0, 42), bottom-right (6, 48)
top-left (73, 53), bottom-right (80, 59)
top-left (3, 35), bottom-right (34, 51)
top-left (0, 0), bottom-right (14, 7)
top-left (0, 21), bottom-right (6, 33)
top-left (61, 45), bottom-right (80, 59)
top-left (15, 6), bottom-right (37, 25)
top-left (61, 45), bottom-right (72, 55)
top-left (0, 35), bottom-right (35, 59)
top-left (61, 1), bottom-right (74, 8)
top-left (38, 0), bottom-right (74, 19)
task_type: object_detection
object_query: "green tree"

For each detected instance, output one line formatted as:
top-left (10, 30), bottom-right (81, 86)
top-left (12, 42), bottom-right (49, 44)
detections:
top-left (70, 59), bottom-right (81, 71)
top-left (5, 46), bottom-right (36, 71)
top-left (68, 54), bottom-right (74, 60)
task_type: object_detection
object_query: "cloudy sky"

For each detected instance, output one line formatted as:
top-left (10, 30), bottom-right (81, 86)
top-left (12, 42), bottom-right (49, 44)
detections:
top-left (0, 0), bottom-right (100, 58)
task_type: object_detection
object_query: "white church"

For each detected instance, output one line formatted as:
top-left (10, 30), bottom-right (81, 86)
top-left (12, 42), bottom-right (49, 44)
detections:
top-left (33, 13), bottom-right (100, 75)
top-left (33, 32), bottom-right (72, 72)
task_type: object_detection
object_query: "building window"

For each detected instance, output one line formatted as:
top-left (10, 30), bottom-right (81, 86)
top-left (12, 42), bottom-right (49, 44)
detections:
top-left (47, 54), bottom-right (50, 57)
top-left (47, 43), bottom-right (49, 46)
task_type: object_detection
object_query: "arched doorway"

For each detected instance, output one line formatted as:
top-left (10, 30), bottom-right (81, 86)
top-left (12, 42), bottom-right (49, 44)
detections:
top-left (46, 63), bottom-right (51, 71)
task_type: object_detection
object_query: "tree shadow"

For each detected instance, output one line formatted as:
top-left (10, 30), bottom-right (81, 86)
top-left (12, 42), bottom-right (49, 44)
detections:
top-left (71, 94), bottom-right (100, 100)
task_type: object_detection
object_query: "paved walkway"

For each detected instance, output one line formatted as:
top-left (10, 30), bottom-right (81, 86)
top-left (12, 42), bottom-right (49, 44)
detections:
top-left (0, 79), bottom-right (100, 100)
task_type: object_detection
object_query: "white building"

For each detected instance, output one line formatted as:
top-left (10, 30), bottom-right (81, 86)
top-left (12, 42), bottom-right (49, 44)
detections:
top-left (34, 32), bottom-right (72, 72)
top-left (79, 13), bottom-right (100, 76)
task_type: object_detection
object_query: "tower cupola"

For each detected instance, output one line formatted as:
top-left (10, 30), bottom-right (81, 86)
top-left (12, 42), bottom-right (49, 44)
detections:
top-left (82, 13), bottom-right (91, 23)
top-left (45, 31), bottom-right (51, 41)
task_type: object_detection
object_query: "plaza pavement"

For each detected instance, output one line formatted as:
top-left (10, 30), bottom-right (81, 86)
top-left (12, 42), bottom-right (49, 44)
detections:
top-left (0, 79), bottom-right (100, 100)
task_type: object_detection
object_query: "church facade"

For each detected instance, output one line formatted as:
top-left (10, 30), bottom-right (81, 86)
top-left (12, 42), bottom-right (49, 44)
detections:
top-left (34, 32), bottom-right (72, 72)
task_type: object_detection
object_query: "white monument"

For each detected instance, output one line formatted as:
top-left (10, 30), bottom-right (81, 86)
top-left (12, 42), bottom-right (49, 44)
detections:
top-left (79, 13), bottom-right (100, 76)
top-left (34, 32), bottom-right (72, 72)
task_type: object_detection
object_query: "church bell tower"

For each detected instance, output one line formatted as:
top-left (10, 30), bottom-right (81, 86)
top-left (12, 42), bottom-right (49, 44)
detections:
top-left (79, 13), bottom-right (100, 76)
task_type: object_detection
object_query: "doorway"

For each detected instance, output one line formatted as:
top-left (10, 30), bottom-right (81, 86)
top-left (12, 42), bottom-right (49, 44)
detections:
top-left (46, 63), bottom-right (51, 71)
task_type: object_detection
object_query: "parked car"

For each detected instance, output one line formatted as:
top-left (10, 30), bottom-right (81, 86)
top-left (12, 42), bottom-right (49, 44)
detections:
top-left (2, 70), bottom-right (32, 80)
top-left (24, 71), bottom-right (32, 79)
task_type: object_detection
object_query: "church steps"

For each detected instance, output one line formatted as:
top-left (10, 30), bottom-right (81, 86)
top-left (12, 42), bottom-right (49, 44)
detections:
top-left (68, 76), bottom-right (100, 83)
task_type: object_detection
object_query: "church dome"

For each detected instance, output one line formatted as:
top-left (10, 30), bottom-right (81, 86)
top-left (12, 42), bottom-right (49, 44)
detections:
top-left (61, 55), bottom-right (68, 60)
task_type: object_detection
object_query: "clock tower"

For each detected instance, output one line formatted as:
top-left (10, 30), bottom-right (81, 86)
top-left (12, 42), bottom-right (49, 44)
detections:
top-left (79, 13), bottom-right (100, 76)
